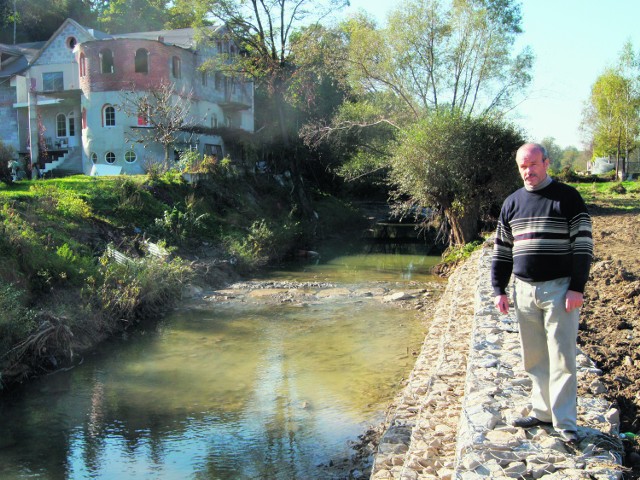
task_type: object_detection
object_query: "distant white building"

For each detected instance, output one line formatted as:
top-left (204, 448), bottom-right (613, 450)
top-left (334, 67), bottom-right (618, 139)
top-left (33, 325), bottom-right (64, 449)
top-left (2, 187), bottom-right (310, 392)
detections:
top-left (0, 19), bottom-right (254, 176)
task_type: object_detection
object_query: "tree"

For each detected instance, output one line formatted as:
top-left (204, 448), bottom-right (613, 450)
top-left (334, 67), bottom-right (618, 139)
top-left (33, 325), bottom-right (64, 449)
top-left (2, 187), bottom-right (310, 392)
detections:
top-left (582, 41), bottom-right (640, 180)
top-left (303, 0), bottom-right (532, 186)
top-left (97, 0), bottom-right (170, 33)
top-left (192, 0), bottom-right (349, 215)
top-left (117, 82), bottom-right (198, 164)
top-left (341, 0), bottom-right (532, 118)
top-left (539, 137), bottom-right (563, 171)
top-left (0, 0), bottom-right (98, 43)
top-left (389, 110), bottom-right (524, 245)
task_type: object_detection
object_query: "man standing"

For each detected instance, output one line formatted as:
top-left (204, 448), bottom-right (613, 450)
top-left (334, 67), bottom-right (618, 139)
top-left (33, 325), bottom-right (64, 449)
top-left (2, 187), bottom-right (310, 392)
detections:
top-left (491, 143), bottom-right (593, 445)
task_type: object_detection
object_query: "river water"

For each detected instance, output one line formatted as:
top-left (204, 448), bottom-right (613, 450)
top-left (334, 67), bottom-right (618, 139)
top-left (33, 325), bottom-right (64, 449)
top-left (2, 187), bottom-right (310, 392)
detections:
top-left (0, 250), bottom-right (442, 480)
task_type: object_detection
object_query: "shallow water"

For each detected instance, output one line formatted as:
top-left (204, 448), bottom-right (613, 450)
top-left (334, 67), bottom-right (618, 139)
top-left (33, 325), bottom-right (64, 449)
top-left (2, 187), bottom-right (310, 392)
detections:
top-left (0, 252), bottom-right (441, 479)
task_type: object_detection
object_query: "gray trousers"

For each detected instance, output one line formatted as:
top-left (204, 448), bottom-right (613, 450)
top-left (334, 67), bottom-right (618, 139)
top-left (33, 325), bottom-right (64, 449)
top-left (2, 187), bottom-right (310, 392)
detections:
top-left (514, 277), bottom-right (579, 431)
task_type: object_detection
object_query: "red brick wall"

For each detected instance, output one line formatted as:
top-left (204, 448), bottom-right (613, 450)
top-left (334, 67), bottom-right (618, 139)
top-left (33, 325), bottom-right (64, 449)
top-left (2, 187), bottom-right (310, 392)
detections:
top-left (78, 39), bottom-right (194, 93)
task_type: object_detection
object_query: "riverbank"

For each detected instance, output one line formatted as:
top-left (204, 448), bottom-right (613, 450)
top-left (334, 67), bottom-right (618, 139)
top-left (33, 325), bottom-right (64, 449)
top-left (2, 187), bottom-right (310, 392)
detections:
top-left (370, 245), bottom-right (625, 479)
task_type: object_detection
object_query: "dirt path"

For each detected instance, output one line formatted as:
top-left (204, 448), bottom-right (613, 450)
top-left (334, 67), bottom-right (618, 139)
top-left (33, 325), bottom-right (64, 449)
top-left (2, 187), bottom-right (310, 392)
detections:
top-left (579, 205), bottom-right (640, 477)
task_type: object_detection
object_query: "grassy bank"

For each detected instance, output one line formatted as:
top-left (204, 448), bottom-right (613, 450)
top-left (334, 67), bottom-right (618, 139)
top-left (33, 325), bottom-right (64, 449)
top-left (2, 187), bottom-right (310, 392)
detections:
top-left (0, 168), bottom-right (364, 389)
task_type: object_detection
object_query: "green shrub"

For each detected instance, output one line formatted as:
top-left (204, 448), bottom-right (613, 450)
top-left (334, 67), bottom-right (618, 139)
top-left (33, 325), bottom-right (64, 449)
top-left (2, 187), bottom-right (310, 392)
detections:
top-left (226, 217), bottom-right (300, 268)
top-left (96, 253), bottom-right (192, 321)
top-left (0, 281), bottom-right (37, 361)
top-left (152, 195), bottom-right (209, 243)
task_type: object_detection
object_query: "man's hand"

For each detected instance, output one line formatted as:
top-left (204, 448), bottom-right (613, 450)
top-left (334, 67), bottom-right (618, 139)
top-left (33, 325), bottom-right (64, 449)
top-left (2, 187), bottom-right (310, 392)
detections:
top-left (565, 290), bottom-right (584, 312)
top-left (495, 294), bottom-right (509, 315)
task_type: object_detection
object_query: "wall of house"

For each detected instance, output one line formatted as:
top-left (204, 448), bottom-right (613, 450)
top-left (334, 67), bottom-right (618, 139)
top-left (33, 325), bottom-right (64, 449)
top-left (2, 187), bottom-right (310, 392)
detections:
top-left (0, 80), bottom-right (19, 154)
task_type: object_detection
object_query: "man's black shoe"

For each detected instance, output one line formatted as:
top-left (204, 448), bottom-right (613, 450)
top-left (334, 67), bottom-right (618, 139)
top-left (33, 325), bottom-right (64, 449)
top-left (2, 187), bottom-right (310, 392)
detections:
top-left (557, 429), bottom-right (579, 445)
top-left (512, 416), bottom-right (551, 428)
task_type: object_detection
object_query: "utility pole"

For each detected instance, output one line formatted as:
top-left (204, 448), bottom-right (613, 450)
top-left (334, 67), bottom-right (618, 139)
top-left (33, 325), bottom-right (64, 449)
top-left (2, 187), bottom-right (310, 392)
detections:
top-left (13, 0), bottom-right (17, 44)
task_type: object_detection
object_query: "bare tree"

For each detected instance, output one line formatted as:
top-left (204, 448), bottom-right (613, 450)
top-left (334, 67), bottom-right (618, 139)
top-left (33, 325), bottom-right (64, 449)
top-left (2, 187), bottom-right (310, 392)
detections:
top-left (117, 82), bottom-right (197, 163)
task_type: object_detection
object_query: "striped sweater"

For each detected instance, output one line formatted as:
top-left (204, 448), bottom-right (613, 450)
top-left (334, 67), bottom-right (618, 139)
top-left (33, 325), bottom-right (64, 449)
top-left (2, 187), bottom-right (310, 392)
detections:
top-left (491, 180), bottom-right (593, 296)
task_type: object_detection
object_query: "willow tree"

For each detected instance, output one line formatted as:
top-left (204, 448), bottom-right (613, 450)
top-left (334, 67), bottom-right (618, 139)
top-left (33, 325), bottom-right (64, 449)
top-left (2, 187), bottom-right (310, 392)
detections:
top-left (340, 0), bottom-right (533, 118)
top-left (390, 110), bottom-right (524, 246)
top-left (304, 0), bottom-right (532, 179)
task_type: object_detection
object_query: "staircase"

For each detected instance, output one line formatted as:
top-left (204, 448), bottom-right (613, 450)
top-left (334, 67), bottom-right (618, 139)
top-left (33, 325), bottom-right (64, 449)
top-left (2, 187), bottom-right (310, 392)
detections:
top-left (41, 148), bottom-right (82, 176)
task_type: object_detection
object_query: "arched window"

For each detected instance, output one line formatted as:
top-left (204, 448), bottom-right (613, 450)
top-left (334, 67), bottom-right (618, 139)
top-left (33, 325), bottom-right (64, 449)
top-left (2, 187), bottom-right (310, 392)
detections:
top-left (100, 49), bottom-right (114, 74)
top-left (79, 53), bottom-right (87, 77)
top-left (125, 151), bottom-right (137, 163)
top-left (105, 152), bottom-right (116, 164)
top-left (135, 49), bottom-right (148, 73)
top-left (56, 113), bottom-right (67, 137)
top-left (103, 105), bottom-right (115, 127)
top-left (172, 56), bottom-right (181, 78)
top-left (90, 152), bottom-right (98, 164)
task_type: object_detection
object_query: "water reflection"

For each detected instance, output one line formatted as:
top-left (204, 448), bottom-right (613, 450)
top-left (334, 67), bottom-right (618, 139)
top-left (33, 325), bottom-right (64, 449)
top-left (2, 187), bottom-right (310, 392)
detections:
top-left (0, 252), bottom-right (440, 479)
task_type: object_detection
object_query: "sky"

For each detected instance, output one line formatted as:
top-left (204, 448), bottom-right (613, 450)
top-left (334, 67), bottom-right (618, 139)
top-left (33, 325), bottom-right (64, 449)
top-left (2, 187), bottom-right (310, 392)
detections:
top-left (341, 0), bottom-right (640, 149)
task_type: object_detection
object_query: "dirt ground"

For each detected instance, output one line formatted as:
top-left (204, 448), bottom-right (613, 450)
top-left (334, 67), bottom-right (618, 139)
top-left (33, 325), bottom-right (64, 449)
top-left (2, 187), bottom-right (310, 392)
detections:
top-left (578, 204), bottom-right (640, 478)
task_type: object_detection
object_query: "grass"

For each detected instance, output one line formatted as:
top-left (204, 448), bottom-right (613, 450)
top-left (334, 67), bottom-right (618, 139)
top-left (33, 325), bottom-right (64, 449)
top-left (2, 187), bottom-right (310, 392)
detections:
top-left (571, 180), bottom-right (640, 212)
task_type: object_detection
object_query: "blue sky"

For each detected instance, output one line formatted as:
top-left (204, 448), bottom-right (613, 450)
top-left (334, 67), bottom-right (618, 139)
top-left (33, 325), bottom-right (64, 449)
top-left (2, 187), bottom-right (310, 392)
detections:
top-left (341, 0), bottom-right (640, 149)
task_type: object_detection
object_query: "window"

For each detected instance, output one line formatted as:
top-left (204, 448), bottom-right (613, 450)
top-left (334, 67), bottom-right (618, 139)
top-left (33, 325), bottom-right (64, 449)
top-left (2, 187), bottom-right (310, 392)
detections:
top-left (214, 72), bottom-right (223, 90)
top-left (79, 53), bottom-right (86, 77)
top-left (204, 144), bottom-right (223, 160)
top-left (135, 49), bottom-right (148, 73)
top-left (137, 106), bottom-right (151, 126)
top-left (43, 72), bottom-right (63, 91)
top-left (68, 111), bottom-right (75, 137)
top-left (56, 113), bottom-right (67, 137)
top-left (201, 70), bottom-right (207, 86)
top-left (125, 151), bottom-right (137, 163)
top-left (66, 37), bottom-right (77, 50)
top-left (82, 108), bottom-right (87, 129)
top-left (103, 105), bottom-right (115, 127)
top-left (172, 56), bottom-right (181, 78)
top-left (100, 49), bottom-right (114, 74)
top-left (105, 152), bottom-right (116, 164)
top-left (90, 152), bottom-right (98, 164)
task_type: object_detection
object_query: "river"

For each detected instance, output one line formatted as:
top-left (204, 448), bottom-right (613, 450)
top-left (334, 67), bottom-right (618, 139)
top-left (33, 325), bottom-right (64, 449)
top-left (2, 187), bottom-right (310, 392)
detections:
top-left (0, 249), bottom-right (443, 480)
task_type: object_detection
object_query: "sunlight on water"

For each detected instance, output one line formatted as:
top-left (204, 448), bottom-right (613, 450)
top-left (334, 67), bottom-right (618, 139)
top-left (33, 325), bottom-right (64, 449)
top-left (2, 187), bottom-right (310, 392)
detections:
top-left (0, 252), bottom-right (441, 479)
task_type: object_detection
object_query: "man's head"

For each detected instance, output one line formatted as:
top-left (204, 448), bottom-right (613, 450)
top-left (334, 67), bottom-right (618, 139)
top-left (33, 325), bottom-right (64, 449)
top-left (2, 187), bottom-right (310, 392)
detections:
top-left (516, 143), bottom-right (550, 189)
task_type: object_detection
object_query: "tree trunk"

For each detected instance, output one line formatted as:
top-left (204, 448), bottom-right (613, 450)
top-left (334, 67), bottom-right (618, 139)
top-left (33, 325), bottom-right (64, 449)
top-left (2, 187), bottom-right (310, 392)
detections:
top-left (444, 201), bottom-right (481, 246)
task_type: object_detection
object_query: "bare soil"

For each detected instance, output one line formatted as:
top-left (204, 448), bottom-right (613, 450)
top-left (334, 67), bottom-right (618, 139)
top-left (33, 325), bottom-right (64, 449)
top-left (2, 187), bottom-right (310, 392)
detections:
top-left (578, 204), bottom-right (640, 478)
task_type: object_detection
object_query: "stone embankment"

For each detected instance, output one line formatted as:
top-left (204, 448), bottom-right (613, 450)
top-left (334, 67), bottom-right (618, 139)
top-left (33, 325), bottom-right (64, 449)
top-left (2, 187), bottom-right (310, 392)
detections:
top-left (371, 245), bottom-right (625, 479)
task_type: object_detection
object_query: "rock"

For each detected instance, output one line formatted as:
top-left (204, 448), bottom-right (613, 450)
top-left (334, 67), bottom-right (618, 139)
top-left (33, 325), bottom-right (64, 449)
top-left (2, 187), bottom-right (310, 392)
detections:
top-left (383, 292), bottom-right (414, 302)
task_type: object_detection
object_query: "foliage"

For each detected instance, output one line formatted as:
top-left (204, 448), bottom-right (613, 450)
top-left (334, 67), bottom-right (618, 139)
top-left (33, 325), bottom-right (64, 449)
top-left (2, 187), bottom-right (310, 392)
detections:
top-left (340, 0), bottom-right (532, 117)
top-left (226, 217), bottom-right (300, 268)
top-left (97, 0), bottom-right (169, 33)
top-left (390, 109), bottom-right (524, 245)
top-left (441, 240), bottom-right (484, 265)
top-left (152, 196), bottom-right (209, 243)
top-left (95, 253), bottom-right (192, 321)
top-left (582, 41), bottom-right (640, 179)
top-left (0, 282), bottom-right (38, 358)
top-left (0, 141), bottom-right (16, 185)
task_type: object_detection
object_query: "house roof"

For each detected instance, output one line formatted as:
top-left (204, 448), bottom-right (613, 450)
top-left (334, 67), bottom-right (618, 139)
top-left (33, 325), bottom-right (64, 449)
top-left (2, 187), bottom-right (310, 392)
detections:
top-left (115, 25), bottom-right (224, 50)
top-left (0, 41), bottom-right (45, 78)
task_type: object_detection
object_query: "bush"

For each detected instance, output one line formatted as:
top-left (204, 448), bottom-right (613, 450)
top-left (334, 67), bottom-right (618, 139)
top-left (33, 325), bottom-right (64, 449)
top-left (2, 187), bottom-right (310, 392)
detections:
top-left (0, 141), bottom-right (15, 185)
top-left (610, 183), bottom-right (627, 194)
top-left (0, 281), bottom-right (38, 362)
top-left (96, 253), bottom-right (192, 321)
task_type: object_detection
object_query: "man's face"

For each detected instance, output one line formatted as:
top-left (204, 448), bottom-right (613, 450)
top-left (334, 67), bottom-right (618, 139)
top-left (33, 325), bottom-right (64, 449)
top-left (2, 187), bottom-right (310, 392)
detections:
top-left (516, 145), bottom-right (549, 188)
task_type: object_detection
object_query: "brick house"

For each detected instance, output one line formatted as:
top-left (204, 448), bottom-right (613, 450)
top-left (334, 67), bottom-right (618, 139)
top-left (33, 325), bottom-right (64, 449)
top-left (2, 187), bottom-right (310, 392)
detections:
top-left (0, 18), bottom-right (254, 176)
